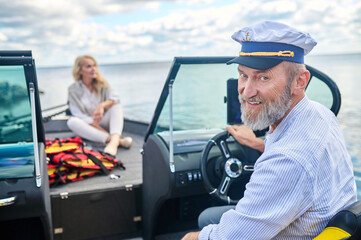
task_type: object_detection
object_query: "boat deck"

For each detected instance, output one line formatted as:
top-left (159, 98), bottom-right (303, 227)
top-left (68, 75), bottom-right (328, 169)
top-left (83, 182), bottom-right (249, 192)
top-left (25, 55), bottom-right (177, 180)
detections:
top-left (43, 118), bottom-right (195, 240)
top-left (44, 118), bottom-right (146, 196)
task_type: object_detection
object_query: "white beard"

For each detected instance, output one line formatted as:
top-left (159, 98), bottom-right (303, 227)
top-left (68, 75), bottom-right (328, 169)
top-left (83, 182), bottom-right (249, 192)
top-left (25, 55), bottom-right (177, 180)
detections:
top-left (239, 84), bottom-right (292, 131)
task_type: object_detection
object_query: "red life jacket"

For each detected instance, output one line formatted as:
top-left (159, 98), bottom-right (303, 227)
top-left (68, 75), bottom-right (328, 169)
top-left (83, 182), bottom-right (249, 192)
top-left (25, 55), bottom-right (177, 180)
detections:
top-left (45, 137), bottom-right (125, 185)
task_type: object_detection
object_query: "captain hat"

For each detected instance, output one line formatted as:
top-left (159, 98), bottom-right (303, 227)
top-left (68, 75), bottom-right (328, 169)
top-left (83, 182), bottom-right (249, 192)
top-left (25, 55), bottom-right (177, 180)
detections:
top-left (227, 21), bottom-right (317, 69)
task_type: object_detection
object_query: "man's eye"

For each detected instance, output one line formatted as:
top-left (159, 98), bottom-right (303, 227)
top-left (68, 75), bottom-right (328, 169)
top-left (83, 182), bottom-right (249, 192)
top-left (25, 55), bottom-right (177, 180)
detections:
top-left (240, 73), bottom-right (247, 78)
top-left (261, 76), bottom-right (269, 81)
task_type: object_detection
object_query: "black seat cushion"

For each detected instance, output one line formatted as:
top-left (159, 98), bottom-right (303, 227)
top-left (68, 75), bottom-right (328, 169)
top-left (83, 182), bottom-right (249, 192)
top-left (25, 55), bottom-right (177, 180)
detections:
top-left (326, 201), bottom-right (361, 239)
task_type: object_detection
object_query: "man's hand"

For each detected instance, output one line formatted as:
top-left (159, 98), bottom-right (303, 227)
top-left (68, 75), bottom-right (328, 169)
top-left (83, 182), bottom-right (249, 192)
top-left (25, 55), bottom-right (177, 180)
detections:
top-left (226, 125), bottom-right (265, 152)
top-left (181, 231), bottom-right (200, 240)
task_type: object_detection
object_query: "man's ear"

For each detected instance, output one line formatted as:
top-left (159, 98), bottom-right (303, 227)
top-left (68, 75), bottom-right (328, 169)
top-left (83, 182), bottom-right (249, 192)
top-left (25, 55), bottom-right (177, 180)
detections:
top-left (293, 69), bottom-right (310, 95)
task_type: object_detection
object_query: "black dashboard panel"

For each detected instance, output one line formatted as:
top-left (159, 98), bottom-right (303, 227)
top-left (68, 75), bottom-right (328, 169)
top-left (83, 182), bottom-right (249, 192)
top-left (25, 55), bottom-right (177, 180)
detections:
top-left (142, 129), bottom-right (262, 239)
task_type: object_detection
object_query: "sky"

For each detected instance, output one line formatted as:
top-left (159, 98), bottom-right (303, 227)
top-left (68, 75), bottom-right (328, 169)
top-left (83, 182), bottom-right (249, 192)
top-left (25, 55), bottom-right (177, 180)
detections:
top-left (0, 0), bottom-right (360, 67)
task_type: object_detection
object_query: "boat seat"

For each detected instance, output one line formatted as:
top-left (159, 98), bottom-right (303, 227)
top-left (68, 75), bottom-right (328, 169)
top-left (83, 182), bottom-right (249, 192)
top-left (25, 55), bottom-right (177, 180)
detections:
top-left (314, 200), bottom-right (361, 240)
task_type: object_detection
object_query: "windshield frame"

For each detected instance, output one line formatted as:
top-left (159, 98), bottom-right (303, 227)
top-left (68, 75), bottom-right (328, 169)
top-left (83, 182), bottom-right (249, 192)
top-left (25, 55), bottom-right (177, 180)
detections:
top-left (145, 57), bottom-right (234, 141)
top-left (0, 52), bottom-right (45, 144)
top-left (144, 56), bottom-right (341, 141)
top-left (0, 51), bottom-right (45, 180)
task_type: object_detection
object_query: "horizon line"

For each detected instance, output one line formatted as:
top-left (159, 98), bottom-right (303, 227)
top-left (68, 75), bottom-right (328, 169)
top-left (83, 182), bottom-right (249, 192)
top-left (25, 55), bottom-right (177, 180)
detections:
top-left (37, 52), bottom-right (361, 69)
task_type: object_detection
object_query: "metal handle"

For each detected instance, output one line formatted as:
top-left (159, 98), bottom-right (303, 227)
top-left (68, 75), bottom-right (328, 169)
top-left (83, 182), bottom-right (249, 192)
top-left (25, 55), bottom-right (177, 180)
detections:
top-left (243, 165), bottom-right (254, 172)
top-left (169, 79), bottom-right (175, 173)
top-left (0, 196), bottom-right (17, 207)
top-left (29, 82), bottom-right (41, 187)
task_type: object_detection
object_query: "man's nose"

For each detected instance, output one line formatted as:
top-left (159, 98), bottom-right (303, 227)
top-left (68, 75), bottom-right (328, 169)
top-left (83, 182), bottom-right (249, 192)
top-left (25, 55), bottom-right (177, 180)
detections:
top-left (239, 80), bottom-right (257, 99)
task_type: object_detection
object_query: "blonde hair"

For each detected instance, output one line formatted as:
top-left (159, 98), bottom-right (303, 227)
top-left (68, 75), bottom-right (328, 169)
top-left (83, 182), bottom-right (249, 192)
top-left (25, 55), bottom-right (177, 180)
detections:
top-left (72, 55), bottom-right (108, 94)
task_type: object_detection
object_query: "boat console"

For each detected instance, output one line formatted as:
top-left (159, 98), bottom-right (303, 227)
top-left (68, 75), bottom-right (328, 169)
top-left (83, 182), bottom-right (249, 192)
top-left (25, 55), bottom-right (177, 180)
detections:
top-left (142, 57), bottom-right (341, 239)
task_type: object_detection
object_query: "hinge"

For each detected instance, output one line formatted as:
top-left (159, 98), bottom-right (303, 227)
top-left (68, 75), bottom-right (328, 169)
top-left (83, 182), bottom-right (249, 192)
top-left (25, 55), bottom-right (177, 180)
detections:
top-left (54, 228), bottom-right (63, 234)
top-left (125, 184), bottom-right (133, 191)
top-left (60, 192), bottom-right (68, 199)
top-left (133, 216), bottom-right (142, 222)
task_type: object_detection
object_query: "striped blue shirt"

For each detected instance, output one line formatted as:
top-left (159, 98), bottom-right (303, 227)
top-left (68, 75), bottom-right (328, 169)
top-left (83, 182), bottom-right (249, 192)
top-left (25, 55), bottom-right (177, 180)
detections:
top-left (199, 96), bottom-right (357, 240)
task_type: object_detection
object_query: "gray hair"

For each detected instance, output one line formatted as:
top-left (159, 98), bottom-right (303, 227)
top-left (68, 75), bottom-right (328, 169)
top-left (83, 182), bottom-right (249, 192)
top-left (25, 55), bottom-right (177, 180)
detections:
top-left (282, 61), bottom-right (306, 88)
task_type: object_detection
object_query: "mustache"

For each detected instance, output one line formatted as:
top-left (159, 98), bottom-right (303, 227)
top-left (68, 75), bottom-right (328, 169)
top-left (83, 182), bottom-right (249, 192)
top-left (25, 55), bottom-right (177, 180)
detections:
top-left (238, 94), bottom-right (264, 103)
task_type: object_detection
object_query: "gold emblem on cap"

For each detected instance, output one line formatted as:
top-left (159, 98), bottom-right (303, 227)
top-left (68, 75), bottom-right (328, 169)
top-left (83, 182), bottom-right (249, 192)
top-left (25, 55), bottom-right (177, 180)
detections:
top-left (239, 50), bottom-right (294, 57)
top-left (243, 32), bottom-right (251, 41)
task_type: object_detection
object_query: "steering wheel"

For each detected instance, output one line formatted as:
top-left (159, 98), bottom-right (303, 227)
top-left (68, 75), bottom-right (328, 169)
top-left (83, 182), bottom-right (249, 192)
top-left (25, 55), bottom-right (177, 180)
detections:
top-left (200, 131), bottom-right (256, 205)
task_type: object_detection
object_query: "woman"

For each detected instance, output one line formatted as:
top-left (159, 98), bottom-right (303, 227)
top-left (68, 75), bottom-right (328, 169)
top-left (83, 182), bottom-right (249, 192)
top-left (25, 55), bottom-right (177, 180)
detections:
top-left (67, 55), bottom-right (132, 156)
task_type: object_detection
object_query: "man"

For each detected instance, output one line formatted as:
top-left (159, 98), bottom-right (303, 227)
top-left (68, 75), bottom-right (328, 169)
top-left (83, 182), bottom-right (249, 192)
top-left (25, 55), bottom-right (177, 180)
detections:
top-left (182, 21), bottom-right (356, 239)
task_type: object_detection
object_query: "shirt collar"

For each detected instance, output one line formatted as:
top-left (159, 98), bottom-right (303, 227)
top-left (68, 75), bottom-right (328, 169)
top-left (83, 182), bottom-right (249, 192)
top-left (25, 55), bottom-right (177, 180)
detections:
top-left (265, 96), bottom-right (309, 145)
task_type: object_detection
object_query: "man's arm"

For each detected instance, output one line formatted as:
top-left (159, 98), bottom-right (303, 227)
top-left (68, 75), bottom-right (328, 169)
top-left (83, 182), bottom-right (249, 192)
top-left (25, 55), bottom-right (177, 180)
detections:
top-left (181, 231), bottom-right (200, 240)
top-left (226, 125), bottom-right (265, 152)
top-left (198, 155), bottom-right (312, 239)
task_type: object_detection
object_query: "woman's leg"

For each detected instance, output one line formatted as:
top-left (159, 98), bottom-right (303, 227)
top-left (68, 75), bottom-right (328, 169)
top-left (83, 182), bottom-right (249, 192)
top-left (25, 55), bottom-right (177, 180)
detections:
top-left (100, 103), bottom-right (123, 136)
top-left (101, 104), bottom-right (132, 149)
top-left (67, 117), bottom-right (109, 143)
top-left (102, 104), bottom-right (124, 155)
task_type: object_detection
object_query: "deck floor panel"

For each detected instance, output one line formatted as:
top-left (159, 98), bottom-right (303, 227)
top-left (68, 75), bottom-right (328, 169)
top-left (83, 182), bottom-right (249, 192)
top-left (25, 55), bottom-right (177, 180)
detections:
top-left (47, 130), bottom-right (143, 196)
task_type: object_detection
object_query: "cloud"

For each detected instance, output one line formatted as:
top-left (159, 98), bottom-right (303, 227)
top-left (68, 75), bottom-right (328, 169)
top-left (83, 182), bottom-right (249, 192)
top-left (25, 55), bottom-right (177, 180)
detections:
top-left (0, 0), bottom-right (360, 66)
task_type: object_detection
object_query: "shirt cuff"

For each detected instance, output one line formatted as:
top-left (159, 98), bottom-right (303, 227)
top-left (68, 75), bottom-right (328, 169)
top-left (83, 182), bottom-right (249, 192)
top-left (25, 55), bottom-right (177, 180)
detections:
top-left (108, 90), bottom-right (120, 104)
top-left (109, 97), bottom-right (120, 104)
top-left (199, 224), bottom-right (216, 240)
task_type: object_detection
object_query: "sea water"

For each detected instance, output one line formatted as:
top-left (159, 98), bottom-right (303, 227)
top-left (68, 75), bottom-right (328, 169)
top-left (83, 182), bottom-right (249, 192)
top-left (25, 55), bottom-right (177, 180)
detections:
top-left (37, 54), bottom-right (361, 199)
top-left (37, 61), bottom-right (171, 122)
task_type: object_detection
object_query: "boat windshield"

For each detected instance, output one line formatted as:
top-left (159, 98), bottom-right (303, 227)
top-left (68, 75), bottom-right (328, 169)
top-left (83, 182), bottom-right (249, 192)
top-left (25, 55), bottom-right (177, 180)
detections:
top-left (147, 57), bottom-right (339, 139)
top-left (155, 60), bottom-right (238, 133)
top-left (0, 65), bottom-right (35, 179)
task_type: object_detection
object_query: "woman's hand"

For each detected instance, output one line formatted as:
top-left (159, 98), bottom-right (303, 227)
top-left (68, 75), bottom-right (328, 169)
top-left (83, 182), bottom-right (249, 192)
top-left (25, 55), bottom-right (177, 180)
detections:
top-left (226, 125), bottom-right (265, 152)
top-left (93, 99), bottom-right (115, 124)
top-left (93, 103), bottom-right (105, 124)
top-left (89, 122), bottom-right (108, 133)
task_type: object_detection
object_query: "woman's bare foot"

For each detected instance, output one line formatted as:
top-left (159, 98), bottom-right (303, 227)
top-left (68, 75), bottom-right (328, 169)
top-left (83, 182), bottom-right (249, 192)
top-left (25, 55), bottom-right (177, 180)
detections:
top-left (104, 134), bottom-right (120, 156)
top-left (119, 137), bottom-right (132, 149)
